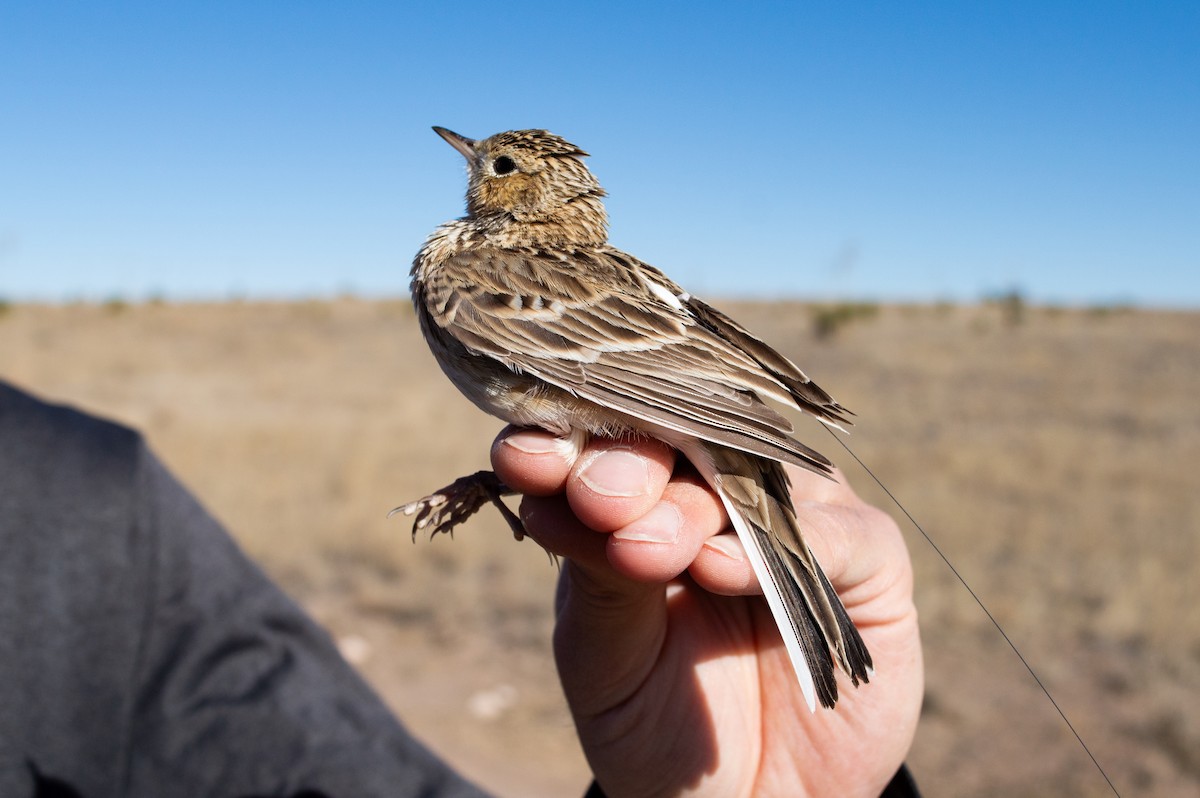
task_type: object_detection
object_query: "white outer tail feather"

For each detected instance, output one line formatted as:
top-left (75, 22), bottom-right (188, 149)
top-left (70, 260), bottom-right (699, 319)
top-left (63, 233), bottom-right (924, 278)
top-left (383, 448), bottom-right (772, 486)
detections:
top-left (682, 440), bottom-right (820, 713)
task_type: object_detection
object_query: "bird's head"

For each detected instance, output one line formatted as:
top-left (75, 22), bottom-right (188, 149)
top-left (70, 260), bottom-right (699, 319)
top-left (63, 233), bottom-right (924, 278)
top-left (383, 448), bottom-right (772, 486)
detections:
top-left (433, 126), bottom-right (609, 246)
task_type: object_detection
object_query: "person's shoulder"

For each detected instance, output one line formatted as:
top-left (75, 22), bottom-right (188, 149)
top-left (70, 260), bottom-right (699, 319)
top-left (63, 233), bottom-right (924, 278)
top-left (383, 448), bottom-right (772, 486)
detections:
top-left (1, 378), bottom-right (141, 444)
top-left (0, 379), bottom-right (145, 500)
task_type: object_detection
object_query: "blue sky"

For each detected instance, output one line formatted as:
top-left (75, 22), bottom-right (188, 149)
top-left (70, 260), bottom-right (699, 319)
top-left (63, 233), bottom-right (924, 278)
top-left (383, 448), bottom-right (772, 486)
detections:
top-left (1, 2), bottom-right (1196, 306)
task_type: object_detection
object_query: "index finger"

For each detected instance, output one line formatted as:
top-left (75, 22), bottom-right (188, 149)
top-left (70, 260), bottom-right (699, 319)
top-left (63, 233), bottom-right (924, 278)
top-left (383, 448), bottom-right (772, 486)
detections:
top-left (491, 428), bottom-right (676, 533)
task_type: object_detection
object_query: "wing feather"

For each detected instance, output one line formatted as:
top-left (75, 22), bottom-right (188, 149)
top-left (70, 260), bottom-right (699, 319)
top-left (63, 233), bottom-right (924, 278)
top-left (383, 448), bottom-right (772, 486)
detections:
top-left (421, 246), bottom-right (846, 473)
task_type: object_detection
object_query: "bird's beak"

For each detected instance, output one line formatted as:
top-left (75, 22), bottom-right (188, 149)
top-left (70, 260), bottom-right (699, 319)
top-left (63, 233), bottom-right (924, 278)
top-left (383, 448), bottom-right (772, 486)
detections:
top-left (432, 126), bottom-right (477, 162)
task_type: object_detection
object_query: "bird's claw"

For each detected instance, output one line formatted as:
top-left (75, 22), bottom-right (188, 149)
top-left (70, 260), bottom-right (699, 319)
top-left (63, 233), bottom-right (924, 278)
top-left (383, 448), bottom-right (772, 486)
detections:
top-left (390, 470), bottom-right (525, 541)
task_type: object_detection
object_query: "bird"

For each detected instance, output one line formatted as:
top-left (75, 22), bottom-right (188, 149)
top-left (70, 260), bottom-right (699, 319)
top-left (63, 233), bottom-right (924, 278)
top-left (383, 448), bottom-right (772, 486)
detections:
top-left (395, 126), bottom-right (872, 711)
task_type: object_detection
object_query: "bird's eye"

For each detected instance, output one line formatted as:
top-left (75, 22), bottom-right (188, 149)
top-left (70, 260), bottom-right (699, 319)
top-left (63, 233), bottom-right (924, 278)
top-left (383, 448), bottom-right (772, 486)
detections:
top-left (492, 156), bottom-right (516, 175)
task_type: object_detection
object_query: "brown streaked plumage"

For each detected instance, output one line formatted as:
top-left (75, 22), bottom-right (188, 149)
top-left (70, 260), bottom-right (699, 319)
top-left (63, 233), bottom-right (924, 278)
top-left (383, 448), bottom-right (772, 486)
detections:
top-left (396, 126), bottom-right (872, 711)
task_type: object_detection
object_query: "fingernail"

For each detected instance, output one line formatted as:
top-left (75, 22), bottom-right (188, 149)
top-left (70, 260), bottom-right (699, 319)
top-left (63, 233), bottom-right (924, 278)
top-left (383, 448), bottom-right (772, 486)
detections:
top-left (703, 534), bottom-right (745, 562)
top-left (578, 449), bottom-right (649, 498)
top-left (502, 430), bottom-right (561, 454)
top-left (614, 502), bottom-right (682, 544)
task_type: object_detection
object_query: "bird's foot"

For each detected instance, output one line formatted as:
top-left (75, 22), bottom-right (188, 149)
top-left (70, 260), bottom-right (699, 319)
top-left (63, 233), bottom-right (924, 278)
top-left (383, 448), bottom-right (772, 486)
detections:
top-left (390, 470), bottom-right (525, 541)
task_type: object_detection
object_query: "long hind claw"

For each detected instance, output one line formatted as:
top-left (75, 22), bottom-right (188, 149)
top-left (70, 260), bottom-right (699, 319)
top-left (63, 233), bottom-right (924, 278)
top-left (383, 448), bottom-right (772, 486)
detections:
top-left (390, 470), bottom-right (525, 541)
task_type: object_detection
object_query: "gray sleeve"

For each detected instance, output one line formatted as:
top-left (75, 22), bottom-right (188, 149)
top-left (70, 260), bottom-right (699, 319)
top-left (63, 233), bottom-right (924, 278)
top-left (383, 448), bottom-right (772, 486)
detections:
top-left (125, 444), bottom-right (490, 798)
top-left (0, 382), bottom-right (489, 798)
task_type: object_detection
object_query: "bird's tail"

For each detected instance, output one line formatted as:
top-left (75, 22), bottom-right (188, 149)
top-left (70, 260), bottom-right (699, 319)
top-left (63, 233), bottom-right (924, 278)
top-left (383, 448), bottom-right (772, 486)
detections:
top-left (687, 442), bottom-right (873, 710)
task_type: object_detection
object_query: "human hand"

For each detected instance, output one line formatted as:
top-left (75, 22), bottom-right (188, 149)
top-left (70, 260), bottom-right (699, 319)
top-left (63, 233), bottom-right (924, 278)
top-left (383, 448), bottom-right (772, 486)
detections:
top-left (491, 427), bottom-right (923, 798)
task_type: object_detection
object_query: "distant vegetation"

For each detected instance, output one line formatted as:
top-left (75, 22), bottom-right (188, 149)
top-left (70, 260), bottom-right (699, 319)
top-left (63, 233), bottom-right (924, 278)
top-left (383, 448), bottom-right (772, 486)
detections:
top-left (811, 301), bottom-right (880, 339)
top-left (102, 296), bottom-right (130, 315)
top-left (1086, 302), bottom-right (1135, 319)
top-left (982, 288), bottom-right (1027, 326)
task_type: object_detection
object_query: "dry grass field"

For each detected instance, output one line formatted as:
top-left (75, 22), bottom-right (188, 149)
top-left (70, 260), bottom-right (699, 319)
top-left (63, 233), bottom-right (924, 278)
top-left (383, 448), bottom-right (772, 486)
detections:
top-left (1, 297), bottom-right (1196, 796)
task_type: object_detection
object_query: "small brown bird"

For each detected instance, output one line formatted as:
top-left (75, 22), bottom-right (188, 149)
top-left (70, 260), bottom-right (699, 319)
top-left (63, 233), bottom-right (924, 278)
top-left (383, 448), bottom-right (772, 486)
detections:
top-left (397, 126), bottom-right (872, 711)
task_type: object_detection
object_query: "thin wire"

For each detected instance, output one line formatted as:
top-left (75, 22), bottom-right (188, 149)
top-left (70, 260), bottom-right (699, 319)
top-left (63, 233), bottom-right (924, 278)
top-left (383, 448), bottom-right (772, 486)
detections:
top-left (825, 428), bottom-right (1122, 798)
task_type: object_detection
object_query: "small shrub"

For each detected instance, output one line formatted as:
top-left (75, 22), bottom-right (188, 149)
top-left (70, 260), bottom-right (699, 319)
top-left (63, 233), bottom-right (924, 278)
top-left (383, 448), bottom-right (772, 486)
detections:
top-left (103, 296), bottom-right (129, 315)
top-left (1086, 303), bottom-right (1133, 320)
top-left (983, 288), bottom-right (1026, 327)
top-left (812, 302), bottom-right (879, 339)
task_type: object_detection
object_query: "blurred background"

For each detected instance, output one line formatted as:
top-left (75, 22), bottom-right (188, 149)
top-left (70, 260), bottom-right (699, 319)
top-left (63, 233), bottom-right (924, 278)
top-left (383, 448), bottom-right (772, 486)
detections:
top-left (2, 3), bottom-right (1197, 796)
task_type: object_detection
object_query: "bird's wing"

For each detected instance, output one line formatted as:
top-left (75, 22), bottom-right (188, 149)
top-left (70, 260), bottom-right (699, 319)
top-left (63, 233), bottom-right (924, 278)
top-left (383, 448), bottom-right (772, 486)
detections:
top-left (419, 246), bottom-right (848, 473)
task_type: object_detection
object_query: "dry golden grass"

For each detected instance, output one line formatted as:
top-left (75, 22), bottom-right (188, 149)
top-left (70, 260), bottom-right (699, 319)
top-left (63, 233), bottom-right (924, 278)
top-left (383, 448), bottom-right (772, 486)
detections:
top-left (1, 298), bottom-right (1196, 796)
